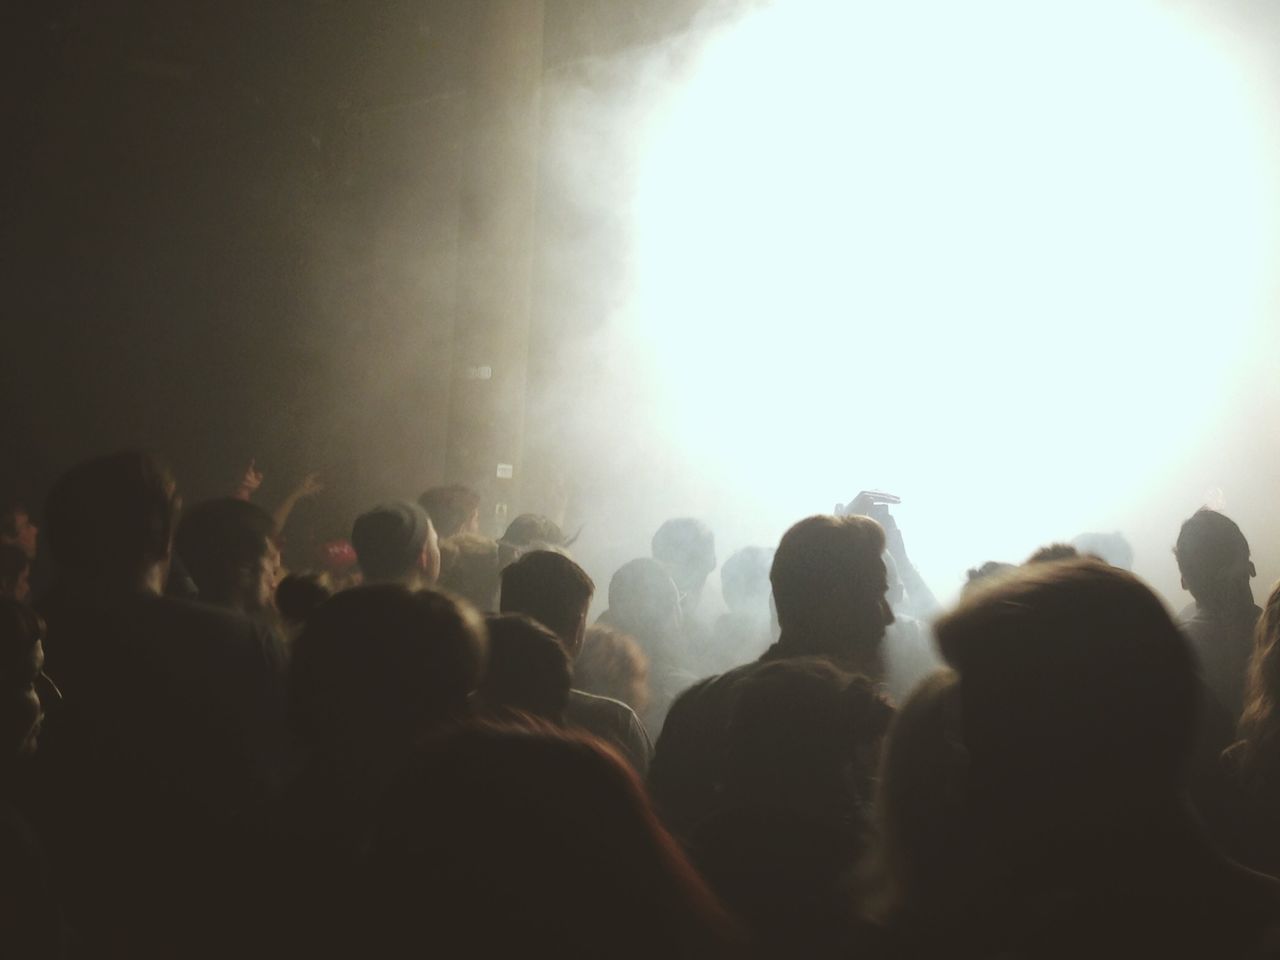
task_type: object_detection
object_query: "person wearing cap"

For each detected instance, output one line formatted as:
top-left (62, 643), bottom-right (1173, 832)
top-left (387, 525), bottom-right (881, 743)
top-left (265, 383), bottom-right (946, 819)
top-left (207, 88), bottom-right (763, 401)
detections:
top-left (351, 501), bottom-right (441, 589)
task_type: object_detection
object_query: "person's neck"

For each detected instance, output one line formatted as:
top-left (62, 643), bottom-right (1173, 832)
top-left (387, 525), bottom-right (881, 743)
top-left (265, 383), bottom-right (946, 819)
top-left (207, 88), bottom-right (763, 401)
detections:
top-left (773, 626), bottom-right (882, 676)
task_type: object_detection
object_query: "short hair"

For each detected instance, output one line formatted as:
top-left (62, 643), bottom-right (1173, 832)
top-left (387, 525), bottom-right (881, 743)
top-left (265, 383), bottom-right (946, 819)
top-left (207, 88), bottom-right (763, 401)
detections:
top-left (419, 485), bottom-right (481, 540)
top-left (1174, 508), bottom-right (1250, 596)
top-left (438, 534), bottom-right (502, 613)
top-left (275, 573), bottom-right (333, 627)
top-left (936, 559), bottom-right (1198, 801)
top-left (606, 558), bottom-right (680, 639)
top-left (651, 518), bottom-right (716, 578)
top-left (500, 550), bottom-right (595, 643)
top-left (575, 624), bottom-right (650, 714)
top-left (44, 452), bottom-right (179, 581)
top-left (480, 614), bottom-right (573, 723)
top-left (290, 584), bottom-right (487, 747)
top-left (351, 501), bottom-right (433, 582)
top-left (175, 498), bottom-right (276, 603)
top-left (769, 515), bottom-right (886, 632)
top-left (720, 546), bottom-right (774, 612)
top-left (1025, 543), bottom-right (1079, 565)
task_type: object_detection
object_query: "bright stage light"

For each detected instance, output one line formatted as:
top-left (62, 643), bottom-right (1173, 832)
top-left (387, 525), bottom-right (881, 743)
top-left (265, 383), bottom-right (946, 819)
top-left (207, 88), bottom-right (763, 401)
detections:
top-left (627, 0), bottom-right (1278, 596)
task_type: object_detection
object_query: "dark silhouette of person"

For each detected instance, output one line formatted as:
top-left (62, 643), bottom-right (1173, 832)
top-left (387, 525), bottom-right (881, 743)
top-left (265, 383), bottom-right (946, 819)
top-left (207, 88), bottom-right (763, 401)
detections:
top-left (0, 598), bottom-right (63, 959)
top-left (365, 721), bottom-right (746, 959)
top-left (273, 572), bottom-right (332, 645)
top-left (437, 532), bottom-right (502, 612)
top-left (576, 623), bottom-right (651, 717)
top-left (1223, 581), bottom-right (1280, 875)
top-left (708, 546), bottom-right (776, 673)
top-left (418, 483), bottom-right (481, 540)
top-left (0, 545), bottom-right (31, 603)
top-left (649, 514), bottom-right (892, 840)
top-left (599, 556), bottom-right (691, 735)
top-left (497, 512), bottom-right (571, 567)
top-left (1175, 508), bottom-right (1260, 720)
top-left (175, 497), bottom-right (281, 616)
top-left (501, 550), bottom-right (653, 773)
top-left (31, 451), bottom-right (287, 958)
top-left (652, 518), bottom-right (719, 662)
top-left (350, 500), bottom-right (440, 588)
top-left (479, 613), bottom-right (573, 723)
top-left (930, 559), bottom-right (1280, 958)
top-left (690, 658), bottom-right (894, 958)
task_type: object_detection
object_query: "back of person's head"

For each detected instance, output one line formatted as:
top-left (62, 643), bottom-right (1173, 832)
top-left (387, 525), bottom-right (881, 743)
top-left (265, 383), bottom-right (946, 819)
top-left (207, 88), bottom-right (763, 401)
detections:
top-left (936, 559), bottom-right (1198, 823)
top-left (1175, 508), bottom-right (1254, 609)
top-left (1237, 581), bottom-right (1280, 787)
top-left (418, 485), bottom-right (481, 540)
top-left (500, 549), bottom-right (595, 653)
top-left (720, 546), bottom-right (774, 615)
top-left (0, 597), bottom-right (46, 761)
top-left (575, 624), bottom-right (650, 715)
top-left (175, 498), bottom-right (278, 611)
top-left (606, 558), bottom-right (682, 653)
top-left (1025, 543), bottom-right (1079, 565)
top-left (961, 561), bottom-right (1016, 599)
top-left (0, 545), bottom-right (31, 604)
top-left (368, 721), bottom-right (741, 959)
top-left (770, 515), bottom-right (890, 659)
top-left (44, 451), bottom-right (179, 589)
top-left (651, 518), bottom-right (717, 595)
top-left (869, 669), bottom-right (970, 920)
top-left (479, 614), bottom-right (573, 723)
top-left (274, 573), bottom-right (333, 630)
top-left (723, 658), bottom-right (893, 818)
top-left (500, 513), bottom-right (566, 552)
top-left (437, 533), bottom-right (501, 613)
top-left (290, 584), bottom-right (486, 749)
top-left (1071, 531), bottom-right (1134, 570)
top-left (351, 501), bottom-right (438, 584)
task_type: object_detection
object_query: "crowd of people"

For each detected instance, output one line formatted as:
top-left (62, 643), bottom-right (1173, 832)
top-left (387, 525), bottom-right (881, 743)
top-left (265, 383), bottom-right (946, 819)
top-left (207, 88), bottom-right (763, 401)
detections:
top-left (0, 452), bottom-right (1279, 957)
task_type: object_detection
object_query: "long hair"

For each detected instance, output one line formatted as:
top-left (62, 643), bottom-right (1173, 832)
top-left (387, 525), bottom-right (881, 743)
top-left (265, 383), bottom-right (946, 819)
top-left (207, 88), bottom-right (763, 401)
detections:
top-left (1236, 581), bottom-right (1280, 787)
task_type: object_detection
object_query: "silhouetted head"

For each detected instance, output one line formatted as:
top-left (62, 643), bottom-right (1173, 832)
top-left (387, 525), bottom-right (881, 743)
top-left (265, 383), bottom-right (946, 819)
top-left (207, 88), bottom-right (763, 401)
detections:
top-left (1174, 508), bottom-right (1255, 613)
top-left (606, 558), bottom-right (683, 657)
top-left (351, 501), bottom-right (440, 586)
top-left (769, 515), bottom-right (892, 669)
top-left (438, 533), bottom-right (501, 613)
top-left (0, 598), bottom-right (47, 762)
top-left (290, 584), bottom-right (486, 751)
top-left (1071, 531), bottom-right (1134, 570)
top-left (479, 614), bottom-right (573, 723)
top-left (961, 561), bottom-right (1016, 599)
top-left (720, 546), bottom-right (773, 616)
top-left (369, 722), bottom-right (741, 958)
top-left (576, 624), bottom-right (650, 715)
top-left (274, 573), bottom-right (332, 630)
top-left (0, 502), bottom-right (38, 561)
top-left (418, 484), bottom-right (481, 540)
top-left (937, 560), bottom-right (1198, 832)
top-left (44, 451), bottom-right (179, 593)
top-left (500, 549), bottom-right (595, 656)
top-left (651, 518), bottom-right (717, 611)
top-left (0, 545), bottom-right (31, 604)
top-left (176, 498), bottom-right (280, 613)
top-left (1025, 543), bottom-right (1079, 565)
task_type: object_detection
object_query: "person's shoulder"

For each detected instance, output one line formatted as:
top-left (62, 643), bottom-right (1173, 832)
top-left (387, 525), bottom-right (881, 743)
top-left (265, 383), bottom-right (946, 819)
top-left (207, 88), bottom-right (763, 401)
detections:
top-left (567, 688), bottom-right (636, 726)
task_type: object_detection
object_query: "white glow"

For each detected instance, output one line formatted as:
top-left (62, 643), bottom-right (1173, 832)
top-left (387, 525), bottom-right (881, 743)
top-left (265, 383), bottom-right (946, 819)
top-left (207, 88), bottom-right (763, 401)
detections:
top-left (628, 0), bottom-right (1278, 596)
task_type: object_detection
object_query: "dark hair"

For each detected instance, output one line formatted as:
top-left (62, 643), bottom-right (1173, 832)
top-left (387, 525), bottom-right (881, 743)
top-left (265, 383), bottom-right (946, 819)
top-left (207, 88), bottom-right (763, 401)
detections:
top-left (500, 549), bottom-right (595, 645)
top-left (575, 624), bottom-right (650, 715)
top-left (0, 545), bottom-right (29, 598)
top-left (418, 485), bottom-right (481, 540)
top-left (962, 561), bottom-right (1016, 599)
top-left (275, 573), bottom-right (333, 628)
top-left (368, 722), bottom-right (743, 959)
top-left (44, 451), bottom-right (179, 583)
top-left (479, 614), bottom-right (573, 723)
top-left (937, 559), bottom-right (1198, 807)
top-left (290, 584), bottom-right (487, 748)
top-left (175, 498), bottom-right (276, 604)
top-left (770, 515), bottom-right (886, 633)
top-left (438, 534), bottom-right (501, 613)
top-left (1174, 508), bottom-right (1251, 599)
top-left (606, 558), bottom-right (681, 651)
top-left (1025, 543), bottom-right (1079, 565)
